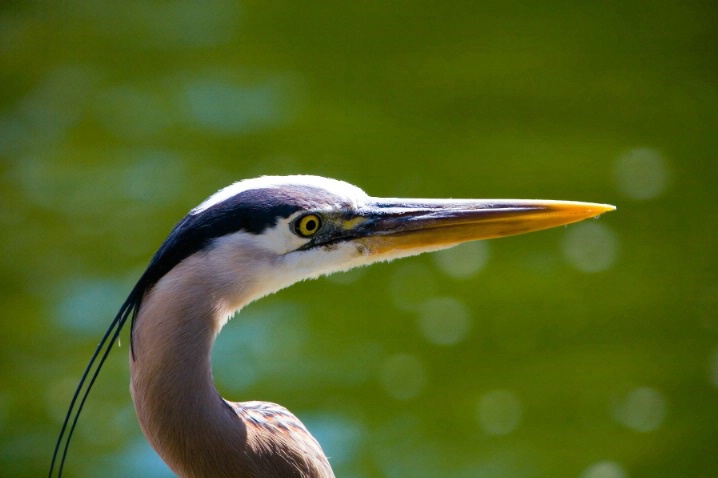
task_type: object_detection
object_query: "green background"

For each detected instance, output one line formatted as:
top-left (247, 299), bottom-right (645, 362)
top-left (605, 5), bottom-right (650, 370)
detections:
top-left (2, 1), bottom-right (717, 477)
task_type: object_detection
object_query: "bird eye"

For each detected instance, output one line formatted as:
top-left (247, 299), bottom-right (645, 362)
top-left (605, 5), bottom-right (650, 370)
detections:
top-left (294, 214), bottom-right (322, 238)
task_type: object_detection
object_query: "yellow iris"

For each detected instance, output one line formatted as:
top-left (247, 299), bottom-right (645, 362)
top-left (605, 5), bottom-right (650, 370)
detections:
top-left (294, 214), bottom-right (322, 237)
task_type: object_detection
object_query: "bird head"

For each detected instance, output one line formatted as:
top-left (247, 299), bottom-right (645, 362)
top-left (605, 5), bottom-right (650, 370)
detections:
top-left (141, 175), bottom-right (614, 314)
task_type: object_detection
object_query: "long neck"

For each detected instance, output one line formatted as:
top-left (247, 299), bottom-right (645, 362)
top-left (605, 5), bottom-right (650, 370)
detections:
top-left (130, 257), bottom-right (251, 478)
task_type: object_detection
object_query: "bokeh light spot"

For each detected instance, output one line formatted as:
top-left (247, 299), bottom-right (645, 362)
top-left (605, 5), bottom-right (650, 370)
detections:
top-left (213, 302), bottom-right (308, 393)
top-left (417, 296), bottom-right (471, 346)
top-left (433, 241), bottom-right (490, 279)
top-left (562, 222), bottom-right (618, 273)
top-left (580, 460), bottom-right (628, 478)
top-left (112, 438), bottom-right (175, 478)
top-left (54, 278), bottom-right (128, 337)
top-left (381, 354), bottom-right (426, 401)
top-left (612, 386), bottom-right (667, 432)
top-left (183, 76), bottom-right (288, 134)
top-left (477, 389), bottom-right (522, 436)
top-left (302, 414), bottom-right (365, 467)
top-left (614, 147), bottom-right (669, 200)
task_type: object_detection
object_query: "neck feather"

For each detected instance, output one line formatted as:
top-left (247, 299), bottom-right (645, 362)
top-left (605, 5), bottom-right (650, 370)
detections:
top-left (130, 254), bottom-right (253, 478)
top-left (129, 250), bottom-right (335, 478)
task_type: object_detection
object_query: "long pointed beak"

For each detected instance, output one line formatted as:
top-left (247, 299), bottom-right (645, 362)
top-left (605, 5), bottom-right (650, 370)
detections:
top-left (352, 198), bottom-right (616, 256)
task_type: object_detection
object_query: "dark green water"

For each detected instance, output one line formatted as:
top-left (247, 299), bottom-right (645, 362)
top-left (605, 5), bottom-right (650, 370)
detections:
top-left (2, 1), bottom-right (717, 477)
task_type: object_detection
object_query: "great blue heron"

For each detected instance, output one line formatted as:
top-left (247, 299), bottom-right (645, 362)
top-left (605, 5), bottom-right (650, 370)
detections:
top-left (50, 175), bottom-right (614, 478)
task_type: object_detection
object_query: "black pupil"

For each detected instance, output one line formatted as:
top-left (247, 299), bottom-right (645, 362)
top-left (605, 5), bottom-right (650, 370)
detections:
top-left (305, 218), bottom-right (317, 231)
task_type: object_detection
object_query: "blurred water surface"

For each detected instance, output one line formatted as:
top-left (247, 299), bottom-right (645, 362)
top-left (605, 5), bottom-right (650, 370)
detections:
top-left (1, 1), bottom-right (717, 477)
